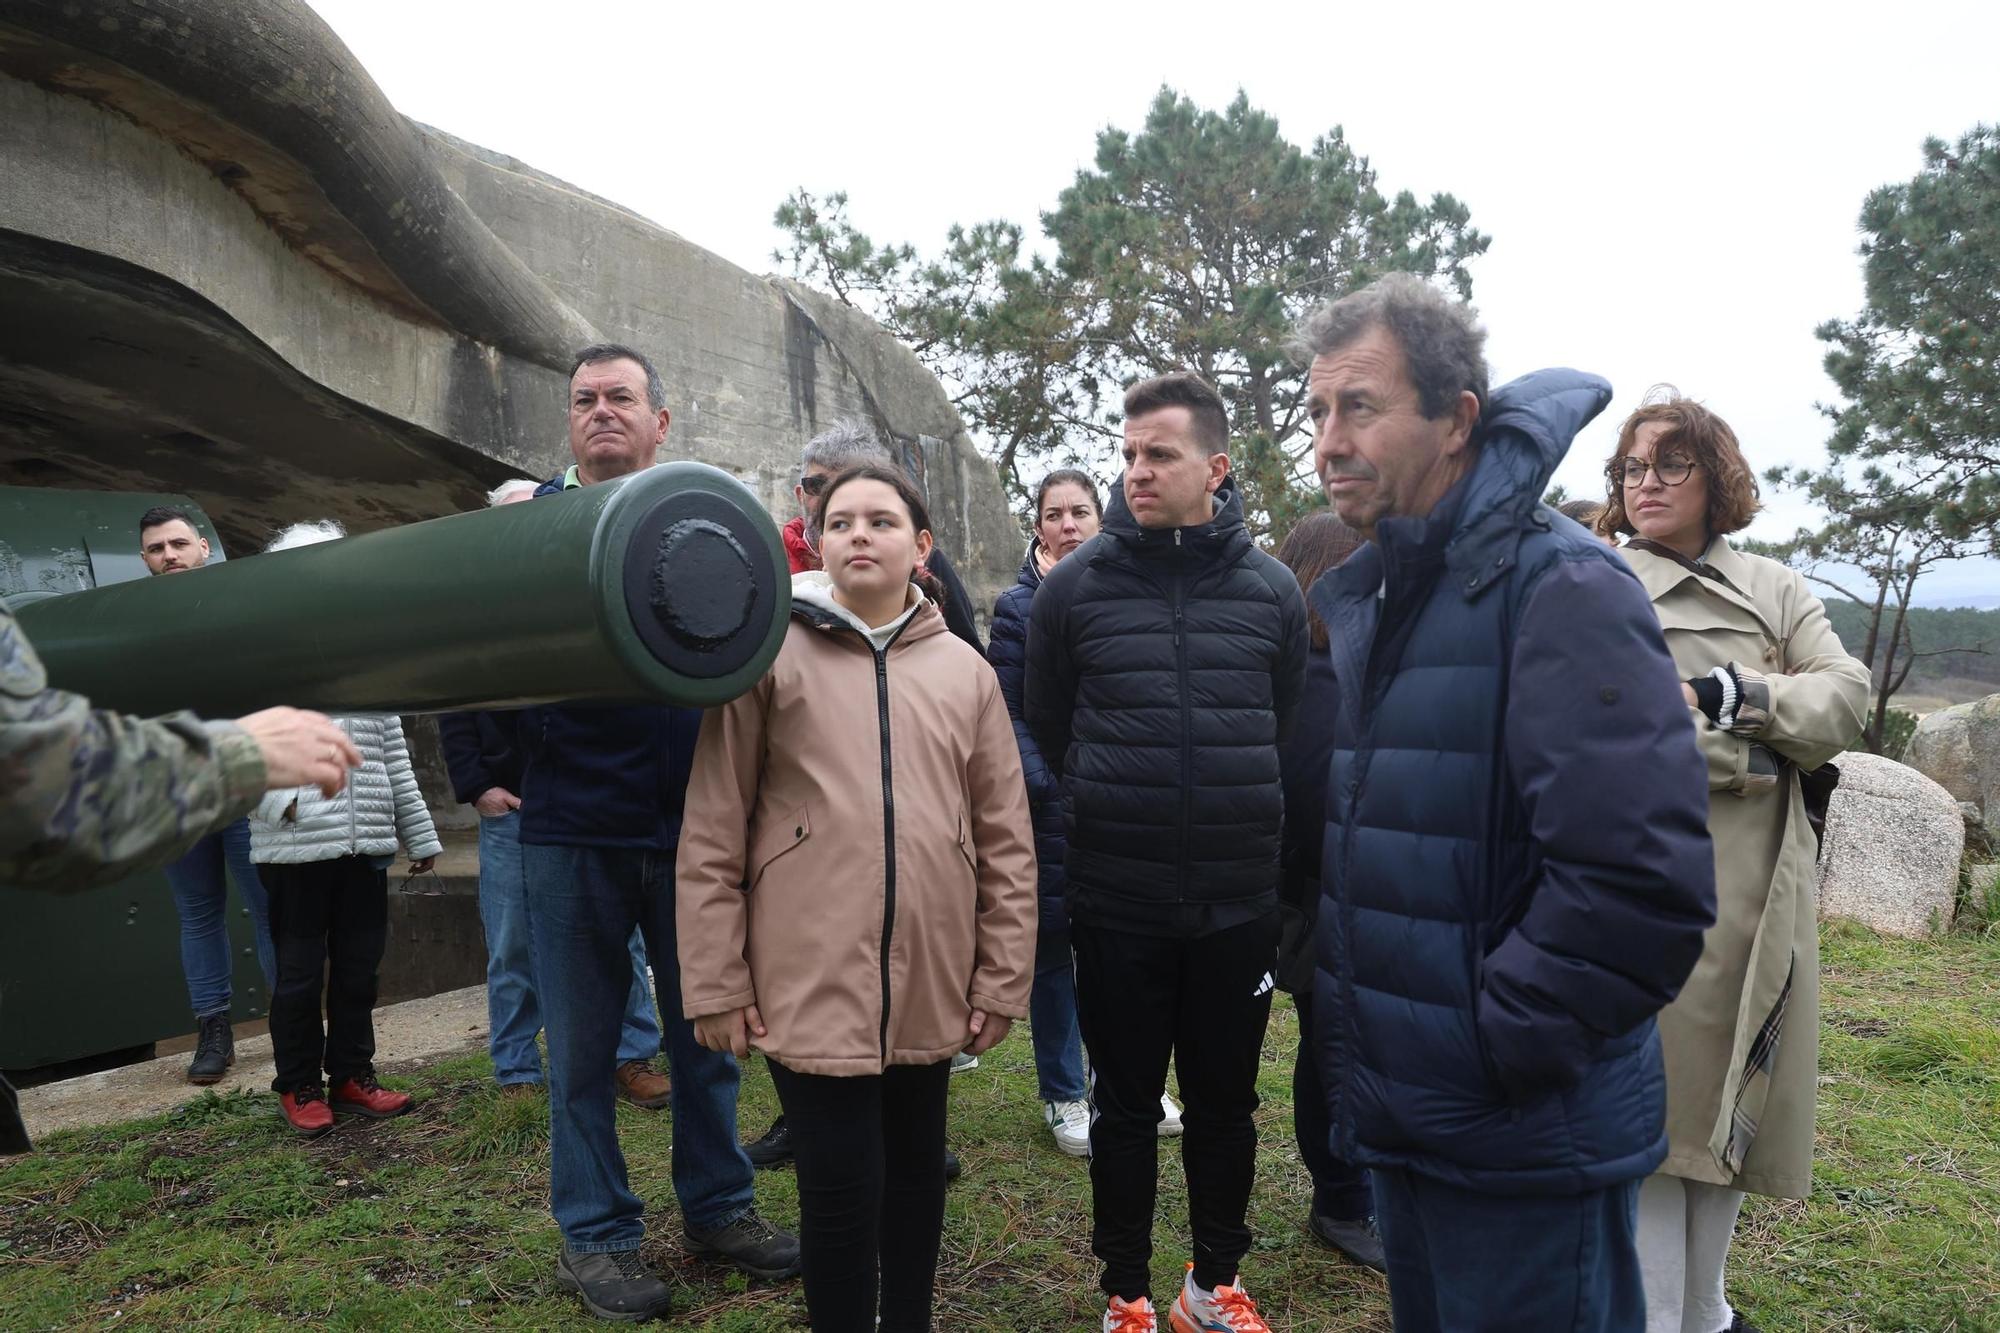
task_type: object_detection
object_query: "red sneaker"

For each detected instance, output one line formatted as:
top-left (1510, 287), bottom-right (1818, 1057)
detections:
top-left (330, 1076), bottom-right (414, 1119)
top-left (279, 1086), bottom-right (334, 1137)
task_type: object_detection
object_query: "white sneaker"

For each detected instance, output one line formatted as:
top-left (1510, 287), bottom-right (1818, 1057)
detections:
top-left (1169, 1264), bottom-right (1269, 1332)
top-left (1044, 1098), bottom-right (1090, 1156)
top-left (1157, 1092), bottom-right (1184, 1137)
top-left (949, 1051), bottom-right (979, 1074)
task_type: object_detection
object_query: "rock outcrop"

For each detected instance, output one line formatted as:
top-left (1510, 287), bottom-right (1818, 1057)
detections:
top-left (1816, 752), bottom-right (1964, 937)
top-left (0, 0), bottom-right (1016, 614)
top-left (1906, 693), bottom-right (2000, 845)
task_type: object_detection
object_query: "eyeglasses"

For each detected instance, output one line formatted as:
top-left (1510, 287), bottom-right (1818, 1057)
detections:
top-left (799, 474), bottom-right (830, 497)
top-left (1608, 456), bottom-right (1699, 488)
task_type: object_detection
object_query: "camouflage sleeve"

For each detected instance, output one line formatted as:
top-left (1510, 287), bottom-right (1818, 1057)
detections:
top-left (0, 606), bottom-right (266, 891)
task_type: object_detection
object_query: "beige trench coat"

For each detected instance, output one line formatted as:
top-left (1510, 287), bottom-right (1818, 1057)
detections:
top-left (1622, 538), bottom-right (1868, 1197)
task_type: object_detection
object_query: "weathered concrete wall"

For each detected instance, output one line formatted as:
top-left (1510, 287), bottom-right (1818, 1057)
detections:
top-left (0, 0), bottom-right (1014, 614)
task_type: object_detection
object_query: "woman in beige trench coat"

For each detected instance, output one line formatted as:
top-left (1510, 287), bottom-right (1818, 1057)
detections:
top-left (1599, 392), bottom-right (1868, 1333)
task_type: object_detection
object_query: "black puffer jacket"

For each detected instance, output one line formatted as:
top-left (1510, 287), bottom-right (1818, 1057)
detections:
top-left (1024, 477), bottom-right (1307, 937)
top-left (987, 541), bottom-right (1067, 938)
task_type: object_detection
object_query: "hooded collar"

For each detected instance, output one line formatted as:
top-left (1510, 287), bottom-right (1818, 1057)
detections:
top-left (789, 571), bottom-right (937, 651)
top-left (1013, 538), bottom-right (1050, 592)
top-left (1314, 367), bottom-right (1614, 624)
top-left (1096, 474), bottom-right (1251, 564)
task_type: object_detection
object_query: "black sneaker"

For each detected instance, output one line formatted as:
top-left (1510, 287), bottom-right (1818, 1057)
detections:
top-left (744, 1114), bottom-right (793, 1169)
top-left (1721, 1315), bottom-right (1763, 1333)
top-left (1309, 1212), bottom-right (1387, 1272)
top-left (186, 1012), bottom-right (234, 1086)
top-left (944, 1147), bottom-right (962, 1182)
top-left (683, 1210), bottom-right (801, 1280)
top-left (556, 1246), bottom-right (673, 1322)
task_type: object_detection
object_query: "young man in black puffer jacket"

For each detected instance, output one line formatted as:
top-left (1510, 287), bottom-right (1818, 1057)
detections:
top-left (1025, 372), bottom-right (1307, 1333)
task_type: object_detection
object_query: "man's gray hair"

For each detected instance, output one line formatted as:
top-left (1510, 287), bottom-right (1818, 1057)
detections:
top-left (571, 342), bottom-right (667, 413)
top-left (265, 519), bottom-right (346, 553)
top-left (1294, 272), bottom-right (1490, 420)
top-left (486, 478), bottom-right (539, 507)
top-left (799, 418), bottom-right (892, 479)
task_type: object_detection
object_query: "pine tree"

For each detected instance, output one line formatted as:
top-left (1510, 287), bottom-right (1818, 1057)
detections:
top-left (773, 88), bottom-right (1487, 539)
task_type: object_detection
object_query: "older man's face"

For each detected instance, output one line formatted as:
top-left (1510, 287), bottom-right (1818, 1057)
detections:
top-left (568, 357), bottom-right (669, 484)
top-left (1308, 325), bottom-right (1476, 541)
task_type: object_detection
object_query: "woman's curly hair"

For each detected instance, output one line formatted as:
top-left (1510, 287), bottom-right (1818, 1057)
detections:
top-left (1598, 386), bottom-right (1761, 540)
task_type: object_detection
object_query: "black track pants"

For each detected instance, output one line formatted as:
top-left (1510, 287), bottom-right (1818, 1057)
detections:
top-left (1072, 913), bottom-right (1279, 1301)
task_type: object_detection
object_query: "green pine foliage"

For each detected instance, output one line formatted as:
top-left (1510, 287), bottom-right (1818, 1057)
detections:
top-left (773, 88), bottom-right (1488, 540)
top-left (1758, 125), bottom-right (2000, 745)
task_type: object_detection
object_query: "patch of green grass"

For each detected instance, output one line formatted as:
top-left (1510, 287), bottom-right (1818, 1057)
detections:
top-left (1866, 1020), bottom-right (2000, 1084)
top-left (3, 924), bottom-right (1996, 1330)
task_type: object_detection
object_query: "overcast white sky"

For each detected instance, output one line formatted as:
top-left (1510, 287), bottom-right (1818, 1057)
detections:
top-left (309, 0), bottom-right (1999, 604)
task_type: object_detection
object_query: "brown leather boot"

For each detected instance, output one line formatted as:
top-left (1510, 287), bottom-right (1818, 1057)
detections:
top-left (613, 1060), bottom-right (671, 1109)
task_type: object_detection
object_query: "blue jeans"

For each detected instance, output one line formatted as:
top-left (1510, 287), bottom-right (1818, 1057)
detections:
top-left (476, 812), bottom-right (661, 1085)
top-left (1372, 1166), bottom-right (1644, 1332)
top-left (163, 819), bottom-right (275, 1018)
top-left (521, 842), bottom-right (756, 1252)
top-left (1029, 931), bottom-right (1086, 1102)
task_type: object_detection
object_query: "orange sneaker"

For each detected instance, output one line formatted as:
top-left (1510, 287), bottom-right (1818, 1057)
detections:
top-left (1104, 1294), bottom-right (1158, 1333)
top-left (329, 1075), bottom-right (413, 1119)
top-left (1169, 1264), bottom-right (1270, 1333)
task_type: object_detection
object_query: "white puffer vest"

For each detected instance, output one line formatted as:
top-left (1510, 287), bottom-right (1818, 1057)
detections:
top-left (250, 714), bottom-right (443, 865)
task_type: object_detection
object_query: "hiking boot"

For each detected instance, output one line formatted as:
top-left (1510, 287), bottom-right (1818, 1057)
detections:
top-left (557, 1245), bottom-right (673, 1322)
top-left (614, 1060), bottom-right (671, 1110)
top-left (1044, 1098), bottom-right (1090, 1156)
top-left (330, 1075), bottom-right (413, 1119)
top-left (278, 1085), bottom-right (334, 1138)
top-left (1158, 1092), bottom-right (1184, 1137)
top-left (683, 1209), bottom-right (801, 1280)
top-left (744, 1114), bottom-right (793, 1168)
top-left (1307, 1212), bottom-right (1386, 1272)
top-left (1104, 1294), bottom-right (1158, 1332)
top-left (186, 1012), bottom-right (234, 1086)
top-left (1169, 1264), bottom-right (1270, 1332)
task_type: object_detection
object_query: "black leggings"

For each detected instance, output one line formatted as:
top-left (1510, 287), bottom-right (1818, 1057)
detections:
top-left (767, 1058), bottom-right (951, 1332)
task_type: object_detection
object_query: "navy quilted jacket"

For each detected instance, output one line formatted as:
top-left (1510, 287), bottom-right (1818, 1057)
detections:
top-left (1310, 369), bottom-right (1716, 1195)
top-left (1024, 477), bottom-right (1308, 936)
top-left (988, 542), bottom-right (1070, 937)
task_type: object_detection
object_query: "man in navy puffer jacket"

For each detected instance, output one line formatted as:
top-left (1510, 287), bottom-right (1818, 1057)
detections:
top-left (1300, 277), bottom-right (1715, 1333)
top-left (517, 344), bottom-right (798, 1323)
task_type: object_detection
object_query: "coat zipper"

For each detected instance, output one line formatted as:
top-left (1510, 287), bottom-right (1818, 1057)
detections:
top-left (874, 644), bottom-right (897, 1061)
top-left (1173, 561), bottom-right (1191, 905)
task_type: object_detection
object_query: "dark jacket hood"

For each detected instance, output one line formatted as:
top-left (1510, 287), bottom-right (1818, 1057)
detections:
top-left (1315, 368), bottom-right (1612, 626)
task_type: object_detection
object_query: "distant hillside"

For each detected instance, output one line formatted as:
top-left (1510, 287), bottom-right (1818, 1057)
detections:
top-left (1821, 601), bottom-right (2000, 706)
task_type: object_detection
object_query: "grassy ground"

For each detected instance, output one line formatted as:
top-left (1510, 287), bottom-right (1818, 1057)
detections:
top-left (3, 921), bottom-right (1996, 1331)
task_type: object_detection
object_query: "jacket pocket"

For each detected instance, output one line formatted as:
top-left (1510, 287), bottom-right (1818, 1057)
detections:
top-left (955, 812), bottom-right (978, 880)
top-left (749, 804), bottom-right (811, 890)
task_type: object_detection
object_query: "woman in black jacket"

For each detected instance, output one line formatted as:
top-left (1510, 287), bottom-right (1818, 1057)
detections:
top-left (989, 468), bottom-right (1176, 1157)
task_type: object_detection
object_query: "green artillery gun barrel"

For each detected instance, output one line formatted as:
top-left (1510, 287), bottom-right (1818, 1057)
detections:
top-left (17, 461), bottom-right (790, 716)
